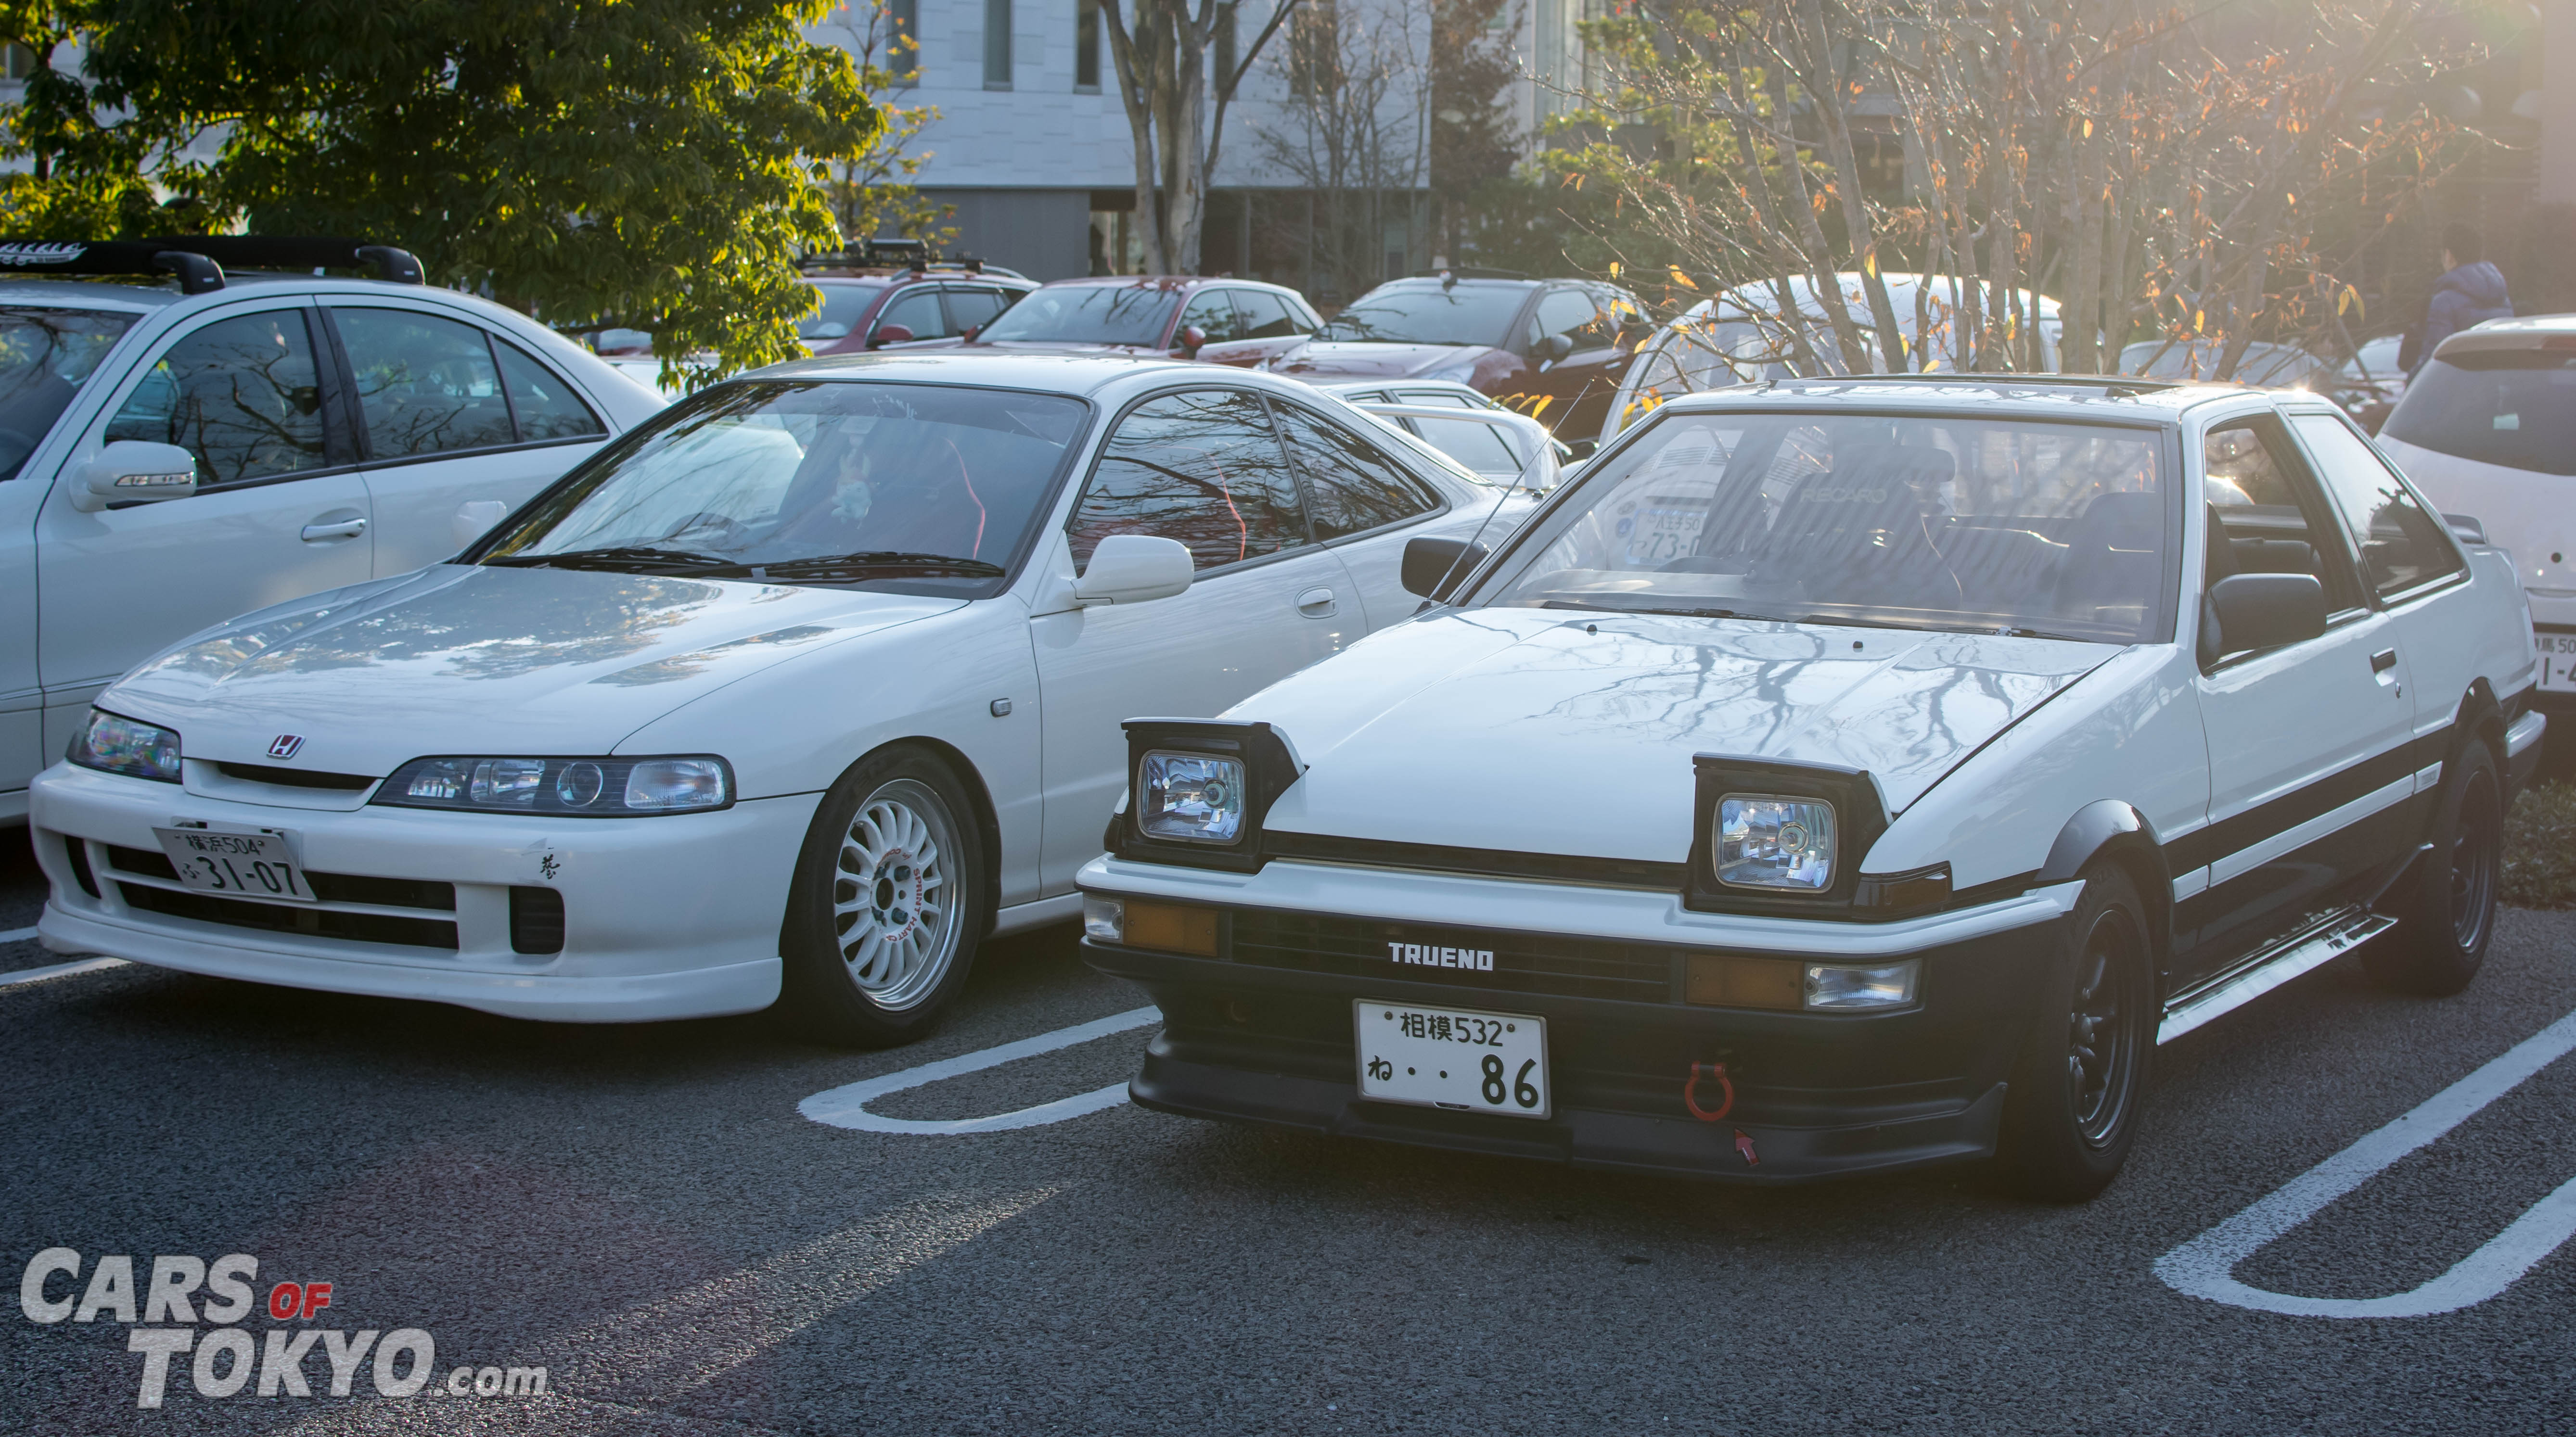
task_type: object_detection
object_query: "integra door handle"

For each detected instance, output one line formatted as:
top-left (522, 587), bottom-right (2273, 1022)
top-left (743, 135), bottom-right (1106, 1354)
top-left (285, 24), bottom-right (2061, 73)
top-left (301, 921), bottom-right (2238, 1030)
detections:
top-left (2370, 648), bottom-right (2398, 674)
top-left (300, 518), bottom-right (367, 542)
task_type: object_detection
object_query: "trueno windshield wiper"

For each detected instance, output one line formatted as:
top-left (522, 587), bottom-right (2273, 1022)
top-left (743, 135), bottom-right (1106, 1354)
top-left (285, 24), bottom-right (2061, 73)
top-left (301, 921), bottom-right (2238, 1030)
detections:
top-left (743, 551), bottom-right (1006, 580)
top-left (484, 546), bottom-right (735, 573)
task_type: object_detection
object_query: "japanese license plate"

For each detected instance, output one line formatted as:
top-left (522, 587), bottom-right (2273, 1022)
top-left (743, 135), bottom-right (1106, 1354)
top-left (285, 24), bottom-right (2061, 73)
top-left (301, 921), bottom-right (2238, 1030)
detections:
top-left (1619, 502), bottom-right (1709, 567)
top-left (153, 827), bottom-right (314, 903)
top-left (2539, 631), bottom-right (2576, 694)
top-left (1354, 1000), bottom-right (1550, 1119)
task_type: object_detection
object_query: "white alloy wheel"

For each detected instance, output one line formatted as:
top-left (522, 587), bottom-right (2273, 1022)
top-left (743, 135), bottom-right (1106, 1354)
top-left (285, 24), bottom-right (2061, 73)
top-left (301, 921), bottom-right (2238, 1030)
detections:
top-left (833, 777), bottom-right (964, 1010)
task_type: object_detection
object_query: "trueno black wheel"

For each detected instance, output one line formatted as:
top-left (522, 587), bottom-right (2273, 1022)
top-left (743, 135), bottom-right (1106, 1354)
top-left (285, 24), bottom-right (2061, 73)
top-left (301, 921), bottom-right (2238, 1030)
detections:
top-left (1999, 861), bottom-right (2153, 1202)
top-left (779, 747), bottom-right (989, 1046)
top-left (2364, 737), bottom-right (2501, 997)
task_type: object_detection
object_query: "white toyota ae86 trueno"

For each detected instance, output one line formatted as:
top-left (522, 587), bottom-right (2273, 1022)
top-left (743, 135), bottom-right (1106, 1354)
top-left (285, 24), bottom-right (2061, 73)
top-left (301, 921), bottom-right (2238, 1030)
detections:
top-left (1078, 375), bottom-right (2546, 1198)
top-left (26, 353), bottom-right (1535, 1044)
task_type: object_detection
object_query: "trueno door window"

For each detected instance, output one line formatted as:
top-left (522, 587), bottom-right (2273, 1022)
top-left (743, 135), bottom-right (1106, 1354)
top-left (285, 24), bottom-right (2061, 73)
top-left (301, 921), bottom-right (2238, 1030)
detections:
top-left (105, 309), bottom-right (332, 487)
top-left (2203, 416), bottom-right (2370, 614)
top-left (1271, 402), bottom-right (1439, 538)
top-left (1068, 390), bottom-right (1307, 570)
top-left (335, 309), bottom-right (518, 459)
top-left (2288, 413), bottom-right (2463, 599)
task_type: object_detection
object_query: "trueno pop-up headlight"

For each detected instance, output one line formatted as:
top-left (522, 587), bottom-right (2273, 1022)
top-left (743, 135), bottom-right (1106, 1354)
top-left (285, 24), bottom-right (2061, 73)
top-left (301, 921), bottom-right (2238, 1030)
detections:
top-left (1139, 750), bottom-right (1246, 844)
top-left (67, 708), bottom-right (182, 783)
top-left (376, 756), bottom-right (732, 816)
top-left (1716, 794), bottom-right (1836, 891)
top-left (1114, 719), bottom-right (1304, 873)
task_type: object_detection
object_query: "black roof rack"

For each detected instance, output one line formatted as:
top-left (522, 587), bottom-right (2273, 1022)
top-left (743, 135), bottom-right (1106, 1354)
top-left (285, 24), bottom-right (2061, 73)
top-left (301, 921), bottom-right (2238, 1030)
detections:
top-left (1411, 266), bottom-right (1530, 282)
top-left (0, 236), bottom-right (423, 295)
top-left (799, 240), bottom-right (987, 276)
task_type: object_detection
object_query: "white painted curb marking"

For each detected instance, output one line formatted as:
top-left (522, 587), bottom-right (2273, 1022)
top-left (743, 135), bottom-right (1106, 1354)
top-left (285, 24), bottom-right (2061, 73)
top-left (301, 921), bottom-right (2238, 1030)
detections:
top-left (2156, 1006), bottom-right (2576, 1318)
top-left (0, 925), bottom-right (40, 945)
top-left (798, 1005), bottom-right (1162, 1135)
top-left (0, 956), bottom-right (127, 990)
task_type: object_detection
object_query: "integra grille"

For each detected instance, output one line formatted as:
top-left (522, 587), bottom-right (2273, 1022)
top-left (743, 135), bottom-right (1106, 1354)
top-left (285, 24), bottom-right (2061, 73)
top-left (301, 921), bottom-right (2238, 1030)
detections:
top-left (1227, 910), bottom-right (1673, 1004)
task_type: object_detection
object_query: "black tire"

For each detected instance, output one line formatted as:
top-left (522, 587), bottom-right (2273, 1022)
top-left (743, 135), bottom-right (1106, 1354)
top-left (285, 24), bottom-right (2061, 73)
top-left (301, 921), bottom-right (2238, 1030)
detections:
top-left (777, 746), bottom-right (989, 1046)
top-left (2363, 737), bottom-right (2501, 997)
top-left (1997, 861), bottom-right (2154, 1202)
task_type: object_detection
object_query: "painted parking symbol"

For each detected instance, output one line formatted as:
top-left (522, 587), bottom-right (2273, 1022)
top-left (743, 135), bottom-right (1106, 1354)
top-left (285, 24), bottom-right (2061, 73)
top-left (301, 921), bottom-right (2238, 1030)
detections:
top-left (798, 1006), bottom-right (1162, 1135)
top-left (2157, 1007), bottom-right (2576, 1318)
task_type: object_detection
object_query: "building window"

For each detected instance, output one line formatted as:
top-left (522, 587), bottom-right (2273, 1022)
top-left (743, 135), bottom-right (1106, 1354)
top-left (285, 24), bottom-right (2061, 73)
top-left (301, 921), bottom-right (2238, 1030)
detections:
top-left (985, 0), bottom-right (1013, 89)
top-left (1289, 0), bottom-right (1338, 97)
top-left (1, 42), bottom-right (38, 81)
top-left (888, 0), bottom-right (919, 88)
top-left (1076, 0), bottom-right (1101, 91)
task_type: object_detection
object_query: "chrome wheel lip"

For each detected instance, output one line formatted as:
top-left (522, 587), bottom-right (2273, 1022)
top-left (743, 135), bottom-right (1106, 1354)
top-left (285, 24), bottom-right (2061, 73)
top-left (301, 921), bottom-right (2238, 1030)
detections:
top-left (831, 778), bottom-right (962, 1011)
top-left (2066, 909), bottom-right (2140, 1147)
top-left (2447, 769), bottom-right (2499, 954)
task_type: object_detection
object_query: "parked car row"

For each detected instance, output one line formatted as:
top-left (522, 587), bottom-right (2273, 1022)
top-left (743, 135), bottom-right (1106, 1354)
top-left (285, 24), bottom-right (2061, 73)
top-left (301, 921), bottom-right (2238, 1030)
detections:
top-left (1, 235), bottom-right (2557, 1204)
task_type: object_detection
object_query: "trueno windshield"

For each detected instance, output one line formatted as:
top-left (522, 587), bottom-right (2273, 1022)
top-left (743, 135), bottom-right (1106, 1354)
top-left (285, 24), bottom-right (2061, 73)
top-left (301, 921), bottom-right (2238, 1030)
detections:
top-left (0, 306), bottom-right (134, 481)
top-left (978, 284), bottom-right (1177, 346)
top-left (2380, 349), bottom-right (2576, 475)
top-left (1474, 408), bottom-right (2173, 644)
top-left (1315, 284), bottom-right (1529, 346)
top-left (478, 381), bottom-right (1091, 592)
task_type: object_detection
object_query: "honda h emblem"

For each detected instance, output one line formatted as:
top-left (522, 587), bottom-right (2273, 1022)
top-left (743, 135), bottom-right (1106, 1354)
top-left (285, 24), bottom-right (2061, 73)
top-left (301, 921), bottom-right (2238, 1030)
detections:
top-left (268, 735), bottom-right (304, 760)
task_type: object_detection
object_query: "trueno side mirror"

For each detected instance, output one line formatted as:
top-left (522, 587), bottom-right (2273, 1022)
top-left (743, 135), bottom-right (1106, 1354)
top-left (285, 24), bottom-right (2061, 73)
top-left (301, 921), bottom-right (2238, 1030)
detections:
top-left (2205, 572), bottom-right (2328, 661)
top-left (1073, 534), bottom-right (1195, 605)
top-left (869, 323), bottom-right (916, 350)
top-left (1402, 536), bottom-right (1489, 601)
top-left (1177, 324), bottom-right (1209, 357)
top-left (72, 441), bottom-right (197, 512)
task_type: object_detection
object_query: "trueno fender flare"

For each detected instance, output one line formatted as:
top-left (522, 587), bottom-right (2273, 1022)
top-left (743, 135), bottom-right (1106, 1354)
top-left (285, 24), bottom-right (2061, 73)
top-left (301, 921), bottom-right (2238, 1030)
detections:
top-left (2037, 800), bottom-right (2176, 970)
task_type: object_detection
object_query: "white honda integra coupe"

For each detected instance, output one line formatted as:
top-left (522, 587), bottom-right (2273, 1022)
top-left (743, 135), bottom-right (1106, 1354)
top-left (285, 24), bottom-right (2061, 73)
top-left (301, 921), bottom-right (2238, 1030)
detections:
top-left (27, 353), bottom-right (1536, 1043)
top-left (1079, 376), bottom-right (2544, 1199)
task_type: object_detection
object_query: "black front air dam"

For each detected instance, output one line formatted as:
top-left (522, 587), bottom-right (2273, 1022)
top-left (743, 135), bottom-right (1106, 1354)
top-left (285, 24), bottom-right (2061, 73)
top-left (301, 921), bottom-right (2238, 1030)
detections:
top-left (1085, 912), bottom-right (2058, 1185)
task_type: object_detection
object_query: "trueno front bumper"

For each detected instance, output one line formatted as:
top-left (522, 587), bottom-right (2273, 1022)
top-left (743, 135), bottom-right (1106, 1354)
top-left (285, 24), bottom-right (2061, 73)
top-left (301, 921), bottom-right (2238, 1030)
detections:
top-left (1078, 854), bottom-right (2082, 1183)
top-left (29, 762), bottom-right (817, 1022)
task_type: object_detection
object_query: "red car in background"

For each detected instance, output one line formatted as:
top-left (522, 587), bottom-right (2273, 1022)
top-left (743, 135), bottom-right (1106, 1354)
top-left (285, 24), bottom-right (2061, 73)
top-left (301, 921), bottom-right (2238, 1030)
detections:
top-left (953, 275), bottom-right (1323, 367)
top-left (798, 242), bottom-right (1040, 354)
top-left (1269, 272), bottom-right (1654, 443)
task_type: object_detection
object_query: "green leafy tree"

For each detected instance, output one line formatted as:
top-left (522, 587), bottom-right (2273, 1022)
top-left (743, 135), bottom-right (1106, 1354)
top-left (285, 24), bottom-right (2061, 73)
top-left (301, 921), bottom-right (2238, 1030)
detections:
top-left (1, 0), bottom-right (878, 387)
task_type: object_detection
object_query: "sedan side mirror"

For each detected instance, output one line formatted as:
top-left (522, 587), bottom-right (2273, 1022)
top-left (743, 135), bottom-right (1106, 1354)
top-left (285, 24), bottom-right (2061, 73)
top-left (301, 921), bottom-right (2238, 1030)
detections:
top-left (1073, 534), bottom-right (1195, 605)
top-left (2204, 573), bottom-right (2327, 662)
top-left (869, 323), bottom-right (915, 350)
top-left (1177, 324), bottom-right (1209, 357)
top-left (961, 323), bottom-right (983, 343)
top-left (1544, 333), bottom-right (1575, 362)
top-left (1402, 536), bottom-right (1489, 601)
top-left (71, 441), bottom-right (197, 512)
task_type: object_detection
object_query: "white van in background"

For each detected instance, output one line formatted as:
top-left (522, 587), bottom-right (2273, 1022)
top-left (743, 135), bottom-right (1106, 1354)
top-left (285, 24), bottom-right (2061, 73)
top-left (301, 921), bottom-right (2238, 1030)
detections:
top-left (2371, 314), bottom-right (2576, 724)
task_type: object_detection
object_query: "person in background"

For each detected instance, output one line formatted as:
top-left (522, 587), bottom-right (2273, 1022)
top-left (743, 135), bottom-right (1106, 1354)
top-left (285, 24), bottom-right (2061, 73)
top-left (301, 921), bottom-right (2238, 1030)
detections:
top-left (2405, 223), bottom-right (2514, 375)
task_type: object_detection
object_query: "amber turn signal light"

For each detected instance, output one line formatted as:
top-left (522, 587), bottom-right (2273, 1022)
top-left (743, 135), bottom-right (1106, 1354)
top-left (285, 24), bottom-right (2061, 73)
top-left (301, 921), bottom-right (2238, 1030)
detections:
top-left (1684, 954), bottom-right (1802, 1011)
top-left (1126, 901), bottom-right (1219, 957)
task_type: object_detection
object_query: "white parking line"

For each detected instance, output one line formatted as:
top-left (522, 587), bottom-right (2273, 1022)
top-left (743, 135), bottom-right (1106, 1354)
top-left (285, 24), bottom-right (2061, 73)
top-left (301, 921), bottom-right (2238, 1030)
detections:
top-left (799, 1006), bottom-right (1162, 1135)
top-left (0, 956), bottom-right (127, 991)
top-left (2157, 1006), bottom-right (2576, 1318)
top-left (1, 925), bottom-right (40, 945)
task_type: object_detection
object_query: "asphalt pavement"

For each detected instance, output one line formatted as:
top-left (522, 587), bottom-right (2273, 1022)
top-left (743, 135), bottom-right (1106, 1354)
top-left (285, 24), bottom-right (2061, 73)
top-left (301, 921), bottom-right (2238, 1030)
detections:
top-left (3, 835), bottom-right (2572, 1436)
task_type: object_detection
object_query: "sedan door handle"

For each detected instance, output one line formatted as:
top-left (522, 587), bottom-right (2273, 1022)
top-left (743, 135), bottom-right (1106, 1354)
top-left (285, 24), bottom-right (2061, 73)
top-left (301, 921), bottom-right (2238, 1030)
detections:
top-left (300, 518), bottom-right (367, 542)
top-left (1295, 586), bottom-right (1337, 618)
top-left (2371, 648), bottom-right (2398, 674)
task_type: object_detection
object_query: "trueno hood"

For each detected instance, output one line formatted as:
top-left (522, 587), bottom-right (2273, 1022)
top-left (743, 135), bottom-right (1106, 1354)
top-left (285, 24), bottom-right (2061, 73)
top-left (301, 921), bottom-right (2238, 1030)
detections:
top-left (103, 565), bottom-right (961, 776)
top-left (1249, 610), bottom-right (2117, 863)
top-left (1271, 341), bottom-right (1499, 381)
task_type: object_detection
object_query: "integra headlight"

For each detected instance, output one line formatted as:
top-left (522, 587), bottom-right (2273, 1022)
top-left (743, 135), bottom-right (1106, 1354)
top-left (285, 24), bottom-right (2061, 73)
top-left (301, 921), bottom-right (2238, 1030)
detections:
top-left (375, 755), bottom-right (732, 815)
top-left (1116, 719), bottom-right (1304, 872)
top-left (67, 708), bottom-right (182, 783)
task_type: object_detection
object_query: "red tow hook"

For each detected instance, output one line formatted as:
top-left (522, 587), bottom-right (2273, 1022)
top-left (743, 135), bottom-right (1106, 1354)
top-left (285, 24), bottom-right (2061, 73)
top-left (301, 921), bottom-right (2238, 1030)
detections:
top-left (1684, 1061), bottom-right (1734, 1122)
